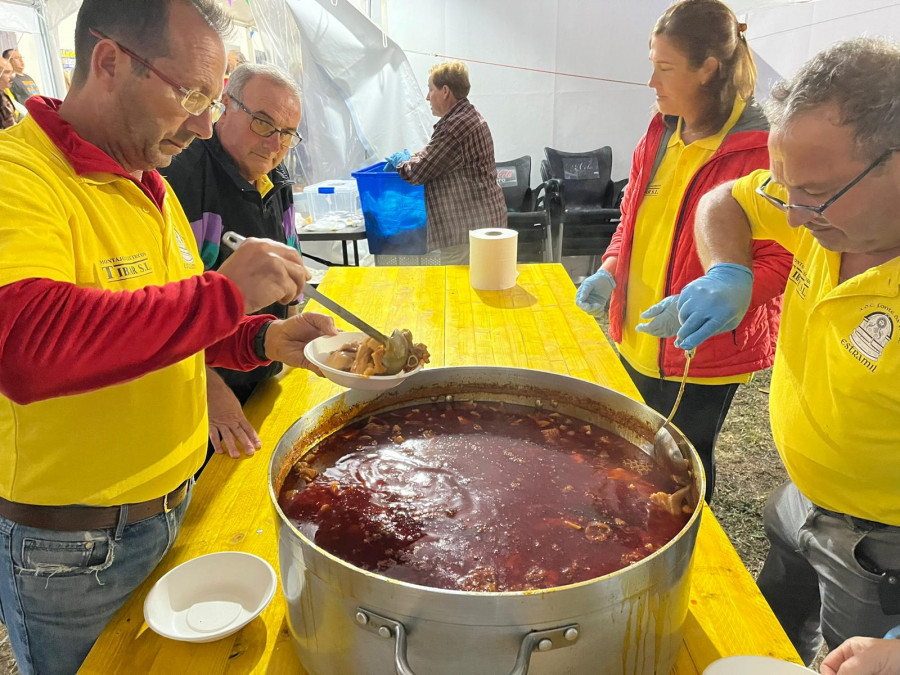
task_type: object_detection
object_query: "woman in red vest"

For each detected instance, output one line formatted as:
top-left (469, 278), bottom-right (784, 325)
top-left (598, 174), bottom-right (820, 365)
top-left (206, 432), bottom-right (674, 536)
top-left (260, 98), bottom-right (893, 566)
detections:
top-left (575, 0), bottom-right (792, 502)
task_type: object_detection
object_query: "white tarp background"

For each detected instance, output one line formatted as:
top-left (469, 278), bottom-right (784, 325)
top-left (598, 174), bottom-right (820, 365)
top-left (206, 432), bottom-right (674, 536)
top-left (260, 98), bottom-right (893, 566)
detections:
top-left (16, 0), bottom-right (900, 187)
top-left (374, 0), bottom-right (900, 186)
top-left (0, 0), bottom-right (67, 98)
top-left (0, 2), bottom-right (39, 32)
top-left (743, 0), bottom-right (900, 80)
top-left (251, 0), bottom-right (433, 185)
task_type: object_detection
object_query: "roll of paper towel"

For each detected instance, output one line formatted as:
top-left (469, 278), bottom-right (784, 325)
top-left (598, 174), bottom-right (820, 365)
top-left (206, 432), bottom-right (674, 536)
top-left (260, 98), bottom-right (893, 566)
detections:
top-left (469, 228), bottom-right (519, 290)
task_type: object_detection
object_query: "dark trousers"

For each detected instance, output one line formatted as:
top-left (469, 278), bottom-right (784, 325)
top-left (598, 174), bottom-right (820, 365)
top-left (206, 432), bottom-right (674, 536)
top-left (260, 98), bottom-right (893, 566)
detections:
top-left (756, 482), bottom-right (900, 664)
top-left (620, 356), bottom-right (739, 503)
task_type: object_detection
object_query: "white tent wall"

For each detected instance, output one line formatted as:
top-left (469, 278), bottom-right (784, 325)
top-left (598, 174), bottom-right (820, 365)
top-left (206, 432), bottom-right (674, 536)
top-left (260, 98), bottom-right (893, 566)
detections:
top-left (743, 0), bottom-right (900, 90)
top-left (376, 0), bottom-right (900, 187)
top-left (381, 0), bottom-right (670, 186)
top-left (0, 0), bottom-right (67, 98)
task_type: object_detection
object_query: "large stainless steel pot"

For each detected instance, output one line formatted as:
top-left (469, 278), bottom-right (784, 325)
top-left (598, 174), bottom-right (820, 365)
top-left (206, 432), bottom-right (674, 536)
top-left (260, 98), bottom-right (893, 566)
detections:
top-left (269, 367), bottom-right (705, 675)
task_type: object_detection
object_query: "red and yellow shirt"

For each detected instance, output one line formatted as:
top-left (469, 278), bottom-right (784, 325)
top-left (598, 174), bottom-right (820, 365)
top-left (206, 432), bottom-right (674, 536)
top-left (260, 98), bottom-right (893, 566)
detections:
top-left (620, 99), bottom-right (750, 384)
top-left (0, 98), bottom-right (254, 505)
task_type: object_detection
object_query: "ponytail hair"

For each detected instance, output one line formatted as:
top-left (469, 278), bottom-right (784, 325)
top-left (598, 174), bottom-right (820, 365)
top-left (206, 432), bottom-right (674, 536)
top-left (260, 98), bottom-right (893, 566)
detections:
top-left (653, 0), bottom-right (757, 134)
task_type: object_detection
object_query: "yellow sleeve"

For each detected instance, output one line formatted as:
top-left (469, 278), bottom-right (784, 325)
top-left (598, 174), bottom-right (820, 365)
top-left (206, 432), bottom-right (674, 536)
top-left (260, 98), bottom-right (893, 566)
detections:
top-left (0, 154), bottom-right (75, 286)
top-left (732, 169), bottom-right (802, 254)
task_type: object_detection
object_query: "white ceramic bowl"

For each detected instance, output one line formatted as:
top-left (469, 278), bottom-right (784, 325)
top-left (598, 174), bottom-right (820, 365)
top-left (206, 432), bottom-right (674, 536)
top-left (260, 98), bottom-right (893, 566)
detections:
top-left (143, 551), bottom-right (277, 643)
top-left (304, 331), bottom-right (423, 391)
top-left (703, 655), bottom-right (811, 674)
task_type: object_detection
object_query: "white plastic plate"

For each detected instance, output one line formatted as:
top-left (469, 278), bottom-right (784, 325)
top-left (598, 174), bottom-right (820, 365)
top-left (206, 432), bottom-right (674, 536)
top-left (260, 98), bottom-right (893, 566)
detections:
top-left (703, 655), bottom-right (811, 674)
top-left (143, 551), bottom-right (277, 643)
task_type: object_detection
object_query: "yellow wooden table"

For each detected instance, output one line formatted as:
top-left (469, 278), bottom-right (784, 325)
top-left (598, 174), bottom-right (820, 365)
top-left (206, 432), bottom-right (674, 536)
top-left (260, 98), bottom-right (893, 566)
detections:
top-left (83, 264), bottom-right (801, 674)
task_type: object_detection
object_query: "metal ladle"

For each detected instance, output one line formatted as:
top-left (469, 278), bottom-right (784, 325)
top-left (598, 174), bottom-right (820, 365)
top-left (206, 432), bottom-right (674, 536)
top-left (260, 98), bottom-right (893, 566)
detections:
top-left (653, 348), bottom-right (696, 452)
top-left (221, 231), bottom-right (410, 374)
top-left (301, 288), bottom-right (410, 375)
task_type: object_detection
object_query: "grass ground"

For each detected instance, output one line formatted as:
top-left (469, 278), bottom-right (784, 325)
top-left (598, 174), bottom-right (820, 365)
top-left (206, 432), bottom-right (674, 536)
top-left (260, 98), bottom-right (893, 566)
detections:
top-left (713, 366), bottom-right (786, 576)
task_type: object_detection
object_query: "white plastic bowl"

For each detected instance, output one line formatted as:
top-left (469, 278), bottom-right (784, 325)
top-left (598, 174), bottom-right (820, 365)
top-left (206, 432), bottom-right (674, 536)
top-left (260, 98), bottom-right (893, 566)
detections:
top-left (703, 655), bottom-right (811, 674)
top-left (304, 331), bottom-right (423, 391)
top-left (143, 551), bottom-right (277, 643)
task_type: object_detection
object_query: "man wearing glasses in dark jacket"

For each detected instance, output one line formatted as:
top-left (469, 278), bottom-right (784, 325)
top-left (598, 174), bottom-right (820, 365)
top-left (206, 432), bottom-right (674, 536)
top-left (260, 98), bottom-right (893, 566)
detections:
top-left (163, 63), bottom-right (304, 462)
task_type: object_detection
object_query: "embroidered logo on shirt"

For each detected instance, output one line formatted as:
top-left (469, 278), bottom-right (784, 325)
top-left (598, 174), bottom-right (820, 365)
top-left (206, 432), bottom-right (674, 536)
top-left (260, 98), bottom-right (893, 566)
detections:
top-left (789, 259), bottom-right (810, 299)
top-left (174, 230), bottom-right (196, 267)
top-left (645, 183), bottom-right (660, 197)
top-left (841, 307), bottom-right (896, 372)
top-left (851, 312), bottom-right (893, 359)
top-left (98, 253), bottom-right (153, 282)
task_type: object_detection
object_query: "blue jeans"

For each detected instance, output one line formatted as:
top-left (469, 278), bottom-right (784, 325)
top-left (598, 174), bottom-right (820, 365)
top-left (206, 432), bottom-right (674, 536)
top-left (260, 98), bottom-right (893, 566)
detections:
top-left (0, 484), bottom-right (192, 675)
top-left (756, 481), bottom-right (900, 664)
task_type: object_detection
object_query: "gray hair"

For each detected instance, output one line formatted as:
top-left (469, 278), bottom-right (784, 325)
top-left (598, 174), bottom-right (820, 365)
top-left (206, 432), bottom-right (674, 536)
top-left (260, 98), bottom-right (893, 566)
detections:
top-left (224, 63), bottom-right (301, 105)
top-left (765, 37), bottom-right (900, 160)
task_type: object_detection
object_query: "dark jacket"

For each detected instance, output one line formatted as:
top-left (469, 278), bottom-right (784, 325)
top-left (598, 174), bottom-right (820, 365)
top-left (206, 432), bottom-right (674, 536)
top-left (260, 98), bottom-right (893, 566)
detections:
top-left (162, 129), bottom-right (298, 389)
top-left (604, 101), bottom-right (792, 379)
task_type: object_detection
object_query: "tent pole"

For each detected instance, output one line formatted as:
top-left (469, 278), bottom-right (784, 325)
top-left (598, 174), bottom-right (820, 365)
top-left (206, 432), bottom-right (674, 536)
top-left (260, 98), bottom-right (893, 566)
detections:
top-left (34, 0), bottom-right (66, 98)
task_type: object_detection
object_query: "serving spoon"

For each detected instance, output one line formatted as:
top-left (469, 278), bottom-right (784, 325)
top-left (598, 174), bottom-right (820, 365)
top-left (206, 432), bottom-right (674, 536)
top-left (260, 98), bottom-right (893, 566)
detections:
top-left (221, 231), bottom-right (410, 374)
top-left (652, 348), bottom-right (696, 454)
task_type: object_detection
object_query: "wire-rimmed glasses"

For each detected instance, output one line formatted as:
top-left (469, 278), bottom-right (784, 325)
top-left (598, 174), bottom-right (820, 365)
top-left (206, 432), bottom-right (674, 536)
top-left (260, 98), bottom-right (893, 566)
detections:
top-left (755, 148), bottom-right (896, 222)
top-left (229, 95), bottom-right (302, 149)
top-left (89, 28), bottom-right (225, 122)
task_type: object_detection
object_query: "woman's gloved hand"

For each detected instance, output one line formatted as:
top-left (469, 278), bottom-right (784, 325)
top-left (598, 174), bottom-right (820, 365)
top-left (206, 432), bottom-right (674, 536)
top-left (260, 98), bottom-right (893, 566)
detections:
top-left (636, 294), bottom-right (680, 337)
top-left (384, 149), bottom-right (411, 172)
top-left (575, 269), bottom-right (616, 317)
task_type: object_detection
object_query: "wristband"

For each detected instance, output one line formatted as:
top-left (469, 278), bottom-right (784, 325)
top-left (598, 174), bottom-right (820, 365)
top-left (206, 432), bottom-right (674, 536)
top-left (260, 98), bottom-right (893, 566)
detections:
top-left (253, 320), bottom-right (274, 361)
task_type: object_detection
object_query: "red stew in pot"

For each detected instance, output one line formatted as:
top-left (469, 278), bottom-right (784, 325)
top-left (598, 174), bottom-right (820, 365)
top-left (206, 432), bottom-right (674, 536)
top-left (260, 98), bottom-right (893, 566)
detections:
top-left (279, 401), bottom-right (692, 592)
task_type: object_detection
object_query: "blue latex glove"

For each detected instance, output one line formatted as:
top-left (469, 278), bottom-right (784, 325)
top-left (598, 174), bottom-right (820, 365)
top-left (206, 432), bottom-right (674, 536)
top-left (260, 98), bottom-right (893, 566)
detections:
top-left (383, 149), bottom-right (411, 172)
top-left (575, 269), bottom-right (616, 317)
top-left (636, 264), bottom-right (754, 349)
top-left (675, 263), bottom-right (754, 350)
top-left (635, 294), bottom-right (681, 338)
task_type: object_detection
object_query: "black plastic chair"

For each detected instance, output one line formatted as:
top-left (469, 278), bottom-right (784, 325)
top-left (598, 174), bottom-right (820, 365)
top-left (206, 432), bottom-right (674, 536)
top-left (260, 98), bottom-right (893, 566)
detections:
top-left (495, 156), bottom-right (553, 263)
top-left (542, 146), bottom-right (626, 267)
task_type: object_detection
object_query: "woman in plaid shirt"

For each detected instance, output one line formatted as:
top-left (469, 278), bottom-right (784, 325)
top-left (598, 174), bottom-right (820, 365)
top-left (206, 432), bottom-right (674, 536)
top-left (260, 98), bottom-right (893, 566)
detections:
top-left (398, 61), bottom-right (507, 264)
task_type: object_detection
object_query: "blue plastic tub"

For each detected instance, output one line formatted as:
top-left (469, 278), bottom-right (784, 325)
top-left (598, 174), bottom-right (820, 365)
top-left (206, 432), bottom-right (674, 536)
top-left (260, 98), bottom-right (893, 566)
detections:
top-left (351, 162), bottom-right (428, 255)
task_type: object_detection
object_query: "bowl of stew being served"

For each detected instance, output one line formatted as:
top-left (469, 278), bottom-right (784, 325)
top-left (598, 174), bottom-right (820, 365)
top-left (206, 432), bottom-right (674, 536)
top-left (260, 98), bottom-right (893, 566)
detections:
top-left (304, 330), bottom-right (429, 391)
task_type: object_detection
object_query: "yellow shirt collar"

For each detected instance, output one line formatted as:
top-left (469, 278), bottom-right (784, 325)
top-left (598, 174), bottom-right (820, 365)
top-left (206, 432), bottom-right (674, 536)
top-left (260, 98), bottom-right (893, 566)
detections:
top-left (671, 96), bottom-right (748, 149)
top-left (257, 173), bottom-right (274, 197)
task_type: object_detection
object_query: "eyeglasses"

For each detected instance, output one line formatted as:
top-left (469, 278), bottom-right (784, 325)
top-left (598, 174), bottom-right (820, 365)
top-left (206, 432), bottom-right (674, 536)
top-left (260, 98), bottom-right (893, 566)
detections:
top-left (756, 148), bottom-right (896, 222)
top-left (89, 28), bottom-right (225, 122)
top-left (229, 96), bottom-right (302, 149)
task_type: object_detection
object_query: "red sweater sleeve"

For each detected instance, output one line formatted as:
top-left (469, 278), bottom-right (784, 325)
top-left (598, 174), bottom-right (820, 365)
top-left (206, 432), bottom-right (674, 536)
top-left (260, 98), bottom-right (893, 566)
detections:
top-left (748, 238), bottom-right (794, 310)
top-left (0, 273), bottom-right (253, 405)
top-left (205, 313), bottom-right (275, 370)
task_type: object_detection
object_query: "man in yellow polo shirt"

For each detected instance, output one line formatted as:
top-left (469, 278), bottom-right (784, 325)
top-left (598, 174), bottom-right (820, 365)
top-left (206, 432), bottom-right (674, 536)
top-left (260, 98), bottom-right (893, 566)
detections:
top-left (0, 2), bottom-right (336, 673)
top-left (639, 38), bottom-right (900, 664)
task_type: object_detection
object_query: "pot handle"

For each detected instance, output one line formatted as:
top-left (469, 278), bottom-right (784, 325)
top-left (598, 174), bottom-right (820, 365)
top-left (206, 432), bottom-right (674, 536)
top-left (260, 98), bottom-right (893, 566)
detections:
top-left (355, 607), bottom-right (579, 675)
